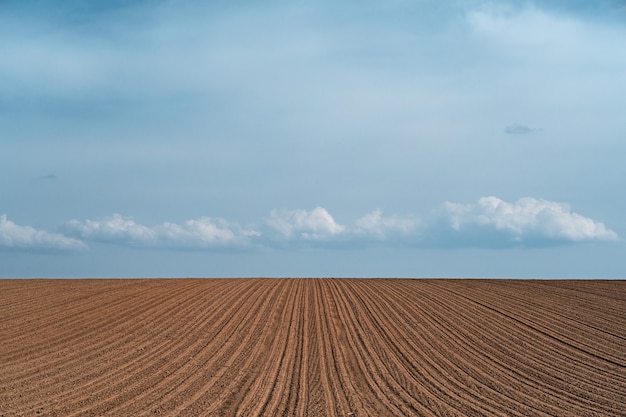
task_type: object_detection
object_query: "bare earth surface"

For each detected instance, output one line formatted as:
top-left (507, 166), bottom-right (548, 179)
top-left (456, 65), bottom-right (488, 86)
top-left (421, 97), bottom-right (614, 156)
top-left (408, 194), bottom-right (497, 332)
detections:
top-left (1, 279), bottom-right (625, 417)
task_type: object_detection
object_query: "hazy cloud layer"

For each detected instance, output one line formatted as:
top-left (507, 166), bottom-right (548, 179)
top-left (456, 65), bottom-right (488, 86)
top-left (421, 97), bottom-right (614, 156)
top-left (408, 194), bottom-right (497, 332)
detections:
top-left (0, 214), bottom-right (86, 251)
top-left (504, 124), bottom-right (540, 134)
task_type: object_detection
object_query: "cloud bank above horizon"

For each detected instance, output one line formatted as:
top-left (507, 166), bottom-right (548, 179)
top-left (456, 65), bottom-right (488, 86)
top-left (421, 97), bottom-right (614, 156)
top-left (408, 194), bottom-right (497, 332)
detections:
top-left (1, 0), bottom-right (624, 277)
top-left (2, 197), bottom-right (618, 252)
top-left (0, 215), bottom-right (86, 252)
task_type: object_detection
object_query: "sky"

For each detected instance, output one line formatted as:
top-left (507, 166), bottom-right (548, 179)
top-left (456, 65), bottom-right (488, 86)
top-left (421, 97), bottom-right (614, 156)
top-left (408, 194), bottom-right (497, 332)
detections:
top-left (1, 0), bottom-right (625, 278)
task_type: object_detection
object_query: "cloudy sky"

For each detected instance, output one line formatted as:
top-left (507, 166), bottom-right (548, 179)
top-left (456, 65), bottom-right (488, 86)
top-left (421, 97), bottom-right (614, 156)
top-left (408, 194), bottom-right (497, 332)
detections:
top-left (1, 0), bottom-right (625, 278)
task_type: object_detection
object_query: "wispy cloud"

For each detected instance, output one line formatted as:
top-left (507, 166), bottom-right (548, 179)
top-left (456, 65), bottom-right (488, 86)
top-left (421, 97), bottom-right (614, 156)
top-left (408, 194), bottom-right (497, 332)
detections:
top-left (504, 124), bottom-right (541, 134)
top-left (0, 214), bottom-right (86, 251)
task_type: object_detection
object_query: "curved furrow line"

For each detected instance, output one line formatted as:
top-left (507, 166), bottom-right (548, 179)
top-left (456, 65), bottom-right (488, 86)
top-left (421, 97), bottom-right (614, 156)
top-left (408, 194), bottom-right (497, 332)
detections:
top-left (422, 278), bottom-right (620, 382)
top-left (415, 281), bottom-right (626, 414)
top-left (345, 279), bottom-right (475, 416)
top-left (324, 279), bottom-right (429, 416)
top-left (356, 284), bottom-right (508, 415)
top-left (376, 280), bottom-right (604, 416)
top-left (420, 280), bottom-right (625, 387)
top-left (235, 279), bottom-right (304, 416)
top-left (350, 280), bottom-right (542, 417)
top-left (343, 279), bottom-right (479, 417)
top-left (65, 279), bottom-right (254, 415)
top-left (376, 280), bottom-right (540, 416)
top-left (348, 278), bottom-right (532, 414)
top-left (213, 278), bottom-right (302, 416)
top-left (40, 279), bottom-right (232, 415)
top-left (1, 279), bottom-right (215, 413)
top-left (534, 280), bottom-right (626, 304)
top-left (45, 279), bottom-right (248, 413)
top-left (482, 280), bottom-right (623, 323)
top-left (236, 280), bottom-right (304, 416)
top-left (309, 278), bottom-right (347, 415)
top-left (463, 280), bottom-right (626, 339)
top-left (295, 279), bottom-right (315, 417)
top-left (315, 279), bottom-right (362, 416)
top-left (0, 281), bottom-right (81, 319)
top-left (413, 280), bottom-right (626, 413)
top-left (437, 282), bottom-right (626, 371)
top-left (183, 279), bottom-right (300, 415)
top-left (410, 282), bottom-right (620, 414)
top-left (0, 280), bottom-right (175, 363)
top-left (294, 279), bottom-right (327, 417)
top-left (268, 279), bottom-right (310, 415)
top-left (0, 279), bottom-right (200, 389)
top-left (2, 278), bottom-right (624, 417)
top-left (493, 281), bottom-right (626, 344)
top-left (0, 280), bottom-right (147, 325)
top-left (424, 284), bottom-right (626, 414)
top-left (0, 279), bottom-right (92, 310)
top-left (454, 282), bottom-right (626, 358)
top-left (0, 279), bottom-right (196, 391)
top-left (170, 279), bottom-right (288, 414)
top-left (326, 278), bottom-right (419, 416)
top-left (154, 279), bottom-right (288, 416)
top-left (62, 279), bottom-right (267, 416)
top-left (14, 281), bottom-right (225, 413)
top-left (0, 280), bottom-right (134, 353)
top-left (0, 280), bottom-right (157, 342)
top-left (210, 281), bottom-right (293, 415)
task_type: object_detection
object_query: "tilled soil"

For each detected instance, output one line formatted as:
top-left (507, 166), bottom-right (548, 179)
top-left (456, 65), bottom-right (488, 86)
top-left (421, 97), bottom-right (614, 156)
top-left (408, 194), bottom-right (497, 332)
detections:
top-left (0, 278), bottom-right (624, 416)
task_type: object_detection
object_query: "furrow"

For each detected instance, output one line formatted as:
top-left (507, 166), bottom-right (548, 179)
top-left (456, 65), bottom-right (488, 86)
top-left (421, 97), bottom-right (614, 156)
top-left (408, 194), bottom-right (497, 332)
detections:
top-left (91, 279), bottom-right (270, 416)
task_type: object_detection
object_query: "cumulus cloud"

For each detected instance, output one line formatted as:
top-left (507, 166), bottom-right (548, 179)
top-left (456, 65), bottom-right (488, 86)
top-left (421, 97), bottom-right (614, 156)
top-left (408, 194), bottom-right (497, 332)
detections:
top-left (266, 207), bottom-right (346, 241)
top-left (0, 214), bottom-right (86, 251)
top-left (65, 214), bottom-right (258, 249)
top-left (353, 209), bottom-right (417, 240)
top-left (20, 198), bottom-right (619, 254)
top-left (292, 200), bottom-right (619, 248)
top-left (436, 196), bottom-right (619, 247)
top-left (264, 207), bottom-right (418, 246)
top-left (65, 214), bottom-right (157, 243)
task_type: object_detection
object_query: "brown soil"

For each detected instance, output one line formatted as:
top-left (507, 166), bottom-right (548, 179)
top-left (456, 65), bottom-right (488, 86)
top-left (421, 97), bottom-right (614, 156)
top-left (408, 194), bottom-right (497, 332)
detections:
top-left (1, 278), bottom-right (624, 416)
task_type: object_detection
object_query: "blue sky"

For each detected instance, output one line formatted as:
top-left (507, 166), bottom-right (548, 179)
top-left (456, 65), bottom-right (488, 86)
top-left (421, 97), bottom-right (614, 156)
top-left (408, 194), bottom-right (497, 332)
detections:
top-left (1, 0), bottom-right (625, 278)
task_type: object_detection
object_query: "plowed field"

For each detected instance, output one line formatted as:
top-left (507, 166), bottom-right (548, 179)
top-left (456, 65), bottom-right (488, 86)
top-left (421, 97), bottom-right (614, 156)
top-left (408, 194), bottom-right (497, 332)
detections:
top-left (1, 279), bottom-right (624, 416)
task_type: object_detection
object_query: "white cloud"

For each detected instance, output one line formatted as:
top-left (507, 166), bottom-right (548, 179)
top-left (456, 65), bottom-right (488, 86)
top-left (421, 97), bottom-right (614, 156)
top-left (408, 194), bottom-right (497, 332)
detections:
top-left (31, 198), bottom-right (621, 253)
top-left (266, 207), bottom-right (345, 240)
top-left (66, 214), bottom-right (156, 243)
top-left (0, 214), bottom-right (86, 251)
top-left (353, 209), bottom-right (417, 240)
top-left (439, 197), bottom-right (619, 245)
top-left (66, 214), bottom-right (258, 248)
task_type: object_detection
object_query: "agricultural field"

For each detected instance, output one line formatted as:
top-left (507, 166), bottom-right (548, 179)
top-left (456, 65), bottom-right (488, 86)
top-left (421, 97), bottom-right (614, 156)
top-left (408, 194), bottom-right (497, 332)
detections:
top-left (0, 278), bottom-right (624, 416)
